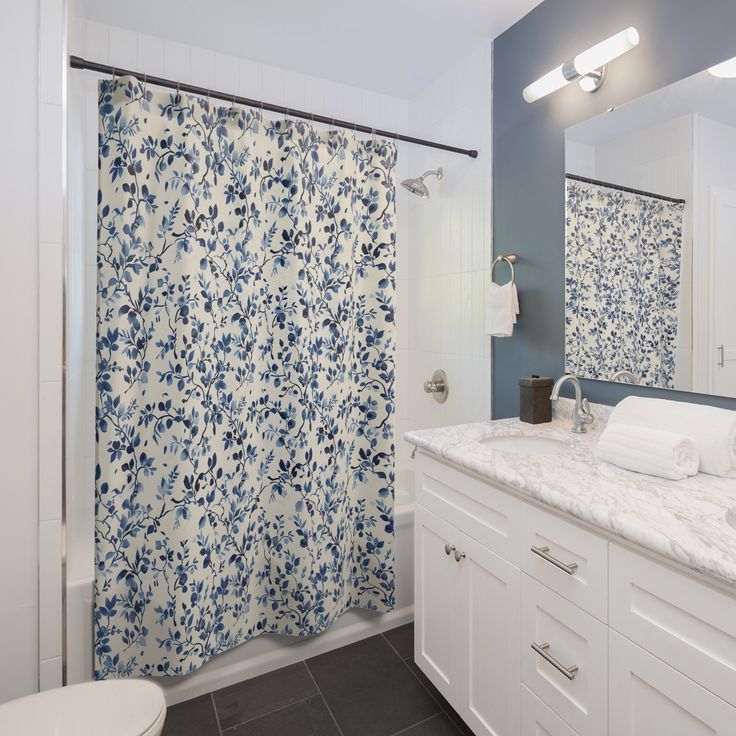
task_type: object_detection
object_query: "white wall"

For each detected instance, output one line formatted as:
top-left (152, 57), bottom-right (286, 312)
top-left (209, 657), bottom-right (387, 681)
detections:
top-left (401, 43), bottom-right (493, 454)
top-left (0, 0), bottom-right (40, 704)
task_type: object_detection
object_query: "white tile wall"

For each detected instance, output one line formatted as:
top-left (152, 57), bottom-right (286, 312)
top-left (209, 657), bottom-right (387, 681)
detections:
top-left (403, 42), bottom-right (493, 456)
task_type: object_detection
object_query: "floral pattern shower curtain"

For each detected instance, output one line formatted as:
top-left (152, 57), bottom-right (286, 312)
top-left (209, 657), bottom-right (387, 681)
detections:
top-left (565, 177), bottom-right (684, 388)
top-left (95, 77), bottom-right (396, 678)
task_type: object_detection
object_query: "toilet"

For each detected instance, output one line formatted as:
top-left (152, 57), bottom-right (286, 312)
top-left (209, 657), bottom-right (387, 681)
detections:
top-left (0, 679), bottom-right (166, 735)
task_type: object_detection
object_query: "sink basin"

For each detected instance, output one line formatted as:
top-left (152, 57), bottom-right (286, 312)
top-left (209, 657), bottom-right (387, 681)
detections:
top-left (479, 434), bottom-right (570, 455)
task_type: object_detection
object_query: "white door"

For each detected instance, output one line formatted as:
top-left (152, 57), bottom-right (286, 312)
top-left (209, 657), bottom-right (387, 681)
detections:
top-left (461, 532), bottom-right (520, 736)
top-left (414, 505), bottom-right (465, 704)
top-left (710, 187), bottom-right (736, 396)
top-left (610, 630), bottom-right (735, 736)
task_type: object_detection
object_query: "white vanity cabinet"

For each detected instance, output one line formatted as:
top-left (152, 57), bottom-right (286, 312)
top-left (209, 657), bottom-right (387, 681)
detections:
top-left (413, 452), bottom-right (736, 736)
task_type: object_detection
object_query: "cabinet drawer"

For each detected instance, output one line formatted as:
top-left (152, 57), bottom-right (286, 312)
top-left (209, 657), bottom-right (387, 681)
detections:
top-left (521, 503), bottom-right (608, 621)
top-left (521, 685), bottom-right (579, 736)
top-left (521, 575), bottom-right (607, 736)
top-left (416, 454), bottom-right (521, 565)
top-left (610, 630), bottom-right (735, 735)
top-left (610, 543), bottom-right (736, 708)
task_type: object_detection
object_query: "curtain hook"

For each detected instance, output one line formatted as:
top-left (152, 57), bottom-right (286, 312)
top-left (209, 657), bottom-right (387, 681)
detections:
top-left (175, 80), bottom-right (181, 104)
top-left (231, 92), bottom-right (237, 112)
top-left (111, 66), bottom-right (116, 85)
top-left (143, 72), bottom-right (147, 98)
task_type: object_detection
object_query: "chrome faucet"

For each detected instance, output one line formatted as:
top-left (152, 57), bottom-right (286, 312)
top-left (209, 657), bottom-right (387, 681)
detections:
top-left (550, 374), bottom-right (594, 434)
top-left (609, 369), bottom-right (637, 384)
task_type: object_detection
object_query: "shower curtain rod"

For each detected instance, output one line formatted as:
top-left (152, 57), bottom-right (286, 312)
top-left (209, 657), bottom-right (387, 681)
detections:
top-left (565, 173), bottom-right (686, 204)
top-left (70, 55), bottom-right (479, 159)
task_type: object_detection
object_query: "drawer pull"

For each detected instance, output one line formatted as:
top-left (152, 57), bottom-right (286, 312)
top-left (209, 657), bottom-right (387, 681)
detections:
top-left (531, 642), bottom-right (579, 680)
top-left (454, 550), bottom-right (466, 562)
top-left (531, 545), bottom-right (578, 575)
top-left (444, 543), bottom-right (456, 556)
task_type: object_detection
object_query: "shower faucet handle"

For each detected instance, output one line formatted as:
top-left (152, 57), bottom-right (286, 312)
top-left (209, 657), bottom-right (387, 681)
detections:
top-left (423, 369), bottom-right (449, 404)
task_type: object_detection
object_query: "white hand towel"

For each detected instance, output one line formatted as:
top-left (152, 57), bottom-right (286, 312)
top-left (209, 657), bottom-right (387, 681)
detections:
top-left (485, 282), bottom-right (519, 337)
top-left (608, 396), bottom-right (736, 478)
top-left (596, 423), bottom-right (699, 480)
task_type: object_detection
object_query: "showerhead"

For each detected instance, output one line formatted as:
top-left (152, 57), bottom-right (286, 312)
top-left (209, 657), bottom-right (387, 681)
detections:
top-left (400, 167), bottom-right (443, 198)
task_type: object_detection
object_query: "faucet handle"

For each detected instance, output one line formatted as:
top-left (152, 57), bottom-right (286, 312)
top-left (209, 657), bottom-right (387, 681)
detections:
top-left (580, 398), bottom-right (594, 424)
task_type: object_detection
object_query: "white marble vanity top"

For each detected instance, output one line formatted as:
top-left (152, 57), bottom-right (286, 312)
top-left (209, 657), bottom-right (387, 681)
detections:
top-left (404, 399), bottom-right (736, 587)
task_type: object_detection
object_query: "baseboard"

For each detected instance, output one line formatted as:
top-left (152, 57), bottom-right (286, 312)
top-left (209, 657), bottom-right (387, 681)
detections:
top-left (160, 605), bottom-right (414, 706)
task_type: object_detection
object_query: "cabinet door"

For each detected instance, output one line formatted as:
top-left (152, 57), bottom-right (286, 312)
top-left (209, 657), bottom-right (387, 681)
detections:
top-left (414, 504), bottom-right (465, 703)
top-left (610, 630), bottom-right (736, 736)
top-left (461, 532), bottom-right (521, 736)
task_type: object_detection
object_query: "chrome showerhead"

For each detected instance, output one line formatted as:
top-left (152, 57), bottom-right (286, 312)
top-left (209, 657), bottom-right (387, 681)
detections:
top-left (400, 167), bottom-right (443, 198)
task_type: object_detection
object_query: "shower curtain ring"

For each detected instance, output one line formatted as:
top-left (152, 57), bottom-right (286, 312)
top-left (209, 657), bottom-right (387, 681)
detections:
top-left (111, 66), bottom-right (116, 84)
top-left (143, 73), bottom-right (147, 98)
top-left (175, 80), bottom-right (181, 104)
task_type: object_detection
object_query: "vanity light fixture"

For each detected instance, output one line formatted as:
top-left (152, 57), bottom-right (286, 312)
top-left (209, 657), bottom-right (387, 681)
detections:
top-left (708, 56), bottom-right (736, 78)
top-left (523, 27), bottom-right (640, 103)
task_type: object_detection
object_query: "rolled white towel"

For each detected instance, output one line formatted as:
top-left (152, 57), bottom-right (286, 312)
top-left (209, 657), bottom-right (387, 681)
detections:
top-left (596, 423), bottom-right (699, 480)
top-left (608, 396), bottom-right (736, 478)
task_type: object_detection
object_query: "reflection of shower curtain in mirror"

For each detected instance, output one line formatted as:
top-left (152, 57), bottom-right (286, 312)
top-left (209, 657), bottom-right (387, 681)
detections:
top-left (95, 77), bottom-right (396, 678)
top-left (565, 178), bottom-right (684, 388)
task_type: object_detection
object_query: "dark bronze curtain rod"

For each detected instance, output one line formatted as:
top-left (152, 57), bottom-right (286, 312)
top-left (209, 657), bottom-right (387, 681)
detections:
top-left (565, 173), bottom-right (685, 205)
top-left (70, 55), bottom-right (479, 159)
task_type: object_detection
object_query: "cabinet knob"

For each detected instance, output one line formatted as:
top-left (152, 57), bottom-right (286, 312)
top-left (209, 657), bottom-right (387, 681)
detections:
top-left (454, 550), bottom-right (466, 562)
top-left (444, 543), bottom-right (456, 556)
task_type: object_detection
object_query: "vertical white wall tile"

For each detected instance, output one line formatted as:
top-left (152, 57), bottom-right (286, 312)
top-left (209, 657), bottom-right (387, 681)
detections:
top-left (39, 519), bottom-right (62, 661)
top-left (215, 52), bottom-right (239, 92)
top-left (39, 0), bottom-right (63, 105)
top-left (39, 381), bottom-right (62, 521)
top-left (261, 65), bottom-right (286, 107)
top-left (39, 657), bottom-right (63, 691)
top-left (163, 40), bottom-right (191, 82)
top-left (238, 58), bottom-right (262, 100)
top-left (284, 70), bottom-right (307, 111)
top-left (39, 103), bottom-right (64, 244)
top-left (39, 242), bottom-right (64, 382)
top-left (0, 604), bottom-right (38, 702)
top-left (190, 46), bottom-right (216, 88)
top-left (85, 20), bottom-right (109, 63)
top-left (138, 34), bottom-right (165, 76)
top-left (108, 26), bottom-right (138, 69)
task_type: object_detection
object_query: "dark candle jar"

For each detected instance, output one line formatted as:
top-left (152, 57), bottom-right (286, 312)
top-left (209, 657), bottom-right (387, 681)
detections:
top-left (518, 375), bottom-right (554, 424)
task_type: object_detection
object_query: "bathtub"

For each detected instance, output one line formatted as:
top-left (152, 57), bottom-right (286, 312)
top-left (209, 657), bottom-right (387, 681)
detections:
top-left (66, 464), bottom-right (415, 705)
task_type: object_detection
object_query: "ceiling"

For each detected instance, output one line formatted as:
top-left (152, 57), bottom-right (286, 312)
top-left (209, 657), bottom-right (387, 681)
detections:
top-left (80, 0), bottom-right (543, 98)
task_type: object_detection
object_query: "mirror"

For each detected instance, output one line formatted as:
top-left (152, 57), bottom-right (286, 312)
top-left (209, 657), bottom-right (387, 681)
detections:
top-left (565, 56), bottom-right (736, 398)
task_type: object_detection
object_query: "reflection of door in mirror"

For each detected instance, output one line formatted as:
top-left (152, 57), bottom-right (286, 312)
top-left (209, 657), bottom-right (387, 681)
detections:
top-left (708, 188), bottom-right (736, 397)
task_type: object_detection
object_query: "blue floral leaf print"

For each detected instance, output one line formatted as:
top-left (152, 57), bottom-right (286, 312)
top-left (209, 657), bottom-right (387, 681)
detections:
top-left (95, 77), bottom-right (396, 678)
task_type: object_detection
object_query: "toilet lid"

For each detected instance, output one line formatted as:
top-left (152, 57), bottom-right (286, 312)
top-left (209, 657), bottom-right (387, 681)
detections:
top-left (0, 679), bottom-right (166, 736)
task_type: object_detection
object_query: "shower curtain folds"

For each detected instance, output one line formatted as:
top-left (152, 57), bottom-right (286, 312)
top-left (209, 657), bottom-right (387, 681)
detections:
top-left (94, 76), bottom-right (396, 678)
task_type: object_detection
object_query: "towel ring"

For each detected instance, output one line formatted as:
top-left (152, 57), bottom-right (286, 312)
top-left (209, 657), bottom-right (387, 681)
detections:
top-left (491, 253), bottom-right (517, 285)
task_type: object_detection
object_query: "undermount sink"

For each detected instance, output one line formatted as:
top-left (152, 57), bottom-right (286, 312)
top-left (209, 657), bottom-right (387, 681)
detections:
top-left (479, 434), bottom-right (571, 455)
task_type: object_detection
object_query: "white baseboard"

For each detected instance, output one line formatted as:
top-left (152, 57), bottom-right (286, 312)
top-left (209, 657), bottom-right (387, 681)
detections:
top-left (160, 605), bottom-right (414, 706)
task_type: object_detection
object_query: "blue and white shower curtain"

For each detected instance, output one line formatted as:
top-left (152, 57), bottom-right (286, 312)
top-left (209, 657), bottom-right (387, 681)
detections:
top-left (565, 177), bottom-right (684, 388)
top-left (95, 77), bottom-right (396, 678)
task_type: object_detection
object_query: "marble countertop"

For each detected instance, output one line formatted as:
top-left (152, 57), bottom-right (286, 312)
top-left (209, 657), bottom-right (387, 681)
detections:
top-left (404, 399), bottom-right (736, 587)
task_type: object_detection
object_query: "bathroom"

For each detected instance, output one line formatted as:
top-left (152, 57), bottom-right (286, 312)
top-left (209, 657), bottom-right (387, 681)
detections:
top-left (2, 0), bottom-right (736, 733)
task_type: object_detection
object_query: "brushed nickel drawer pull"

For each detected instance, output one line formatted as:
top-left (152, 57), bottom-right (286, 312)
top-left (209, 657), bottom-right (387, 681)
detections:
top-left (531, 545), bottom-right (578, 575)
top-left (531, 642), bottom-right (579, 680)
top-left (444, 543), bottom-right (456, 556)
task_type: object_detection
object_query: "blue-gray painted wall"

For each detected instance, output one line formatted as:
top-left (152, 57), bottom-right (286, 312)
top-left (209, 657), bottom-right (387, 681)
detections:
top-left (492, 0), bottom-right (736, 417)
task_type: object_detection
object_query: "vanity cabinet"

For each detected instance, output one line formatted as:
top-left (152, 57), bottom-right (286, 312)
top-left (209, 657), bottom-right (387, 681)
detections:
top-left (414, 453), bottom-right (736, 736)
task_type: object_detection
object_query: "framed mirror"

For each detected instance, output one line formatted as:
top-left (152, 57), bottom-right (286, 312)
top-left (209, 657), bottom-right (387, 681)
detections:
top-left (565, 55), bottom-right (736, 398)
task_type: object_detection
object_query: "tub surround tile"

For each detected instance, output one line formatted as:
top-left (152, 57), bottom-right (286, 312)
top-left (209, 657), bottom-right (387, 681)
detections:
top-left (404, 398), bottom-right (736, 587)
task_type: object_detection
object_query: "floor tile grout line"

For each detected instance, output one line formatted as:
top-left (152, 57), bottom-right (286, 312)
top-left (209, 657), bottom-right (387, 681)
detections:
top-left (213, 690), bottom-right (323, 733)
top-left (303, 659), bottom-right (347, 736)
top-left (388, 713), bottom-right (442, 736)
top-left (397, 654), bottom-right (468, 736)
top-left (210, 691), bottom-right (225, 736)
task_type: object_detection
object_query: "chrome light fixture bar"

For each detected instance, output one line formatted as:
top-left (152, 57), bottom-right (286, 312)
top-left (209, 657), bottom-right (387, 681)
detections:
top-left (709, 56), bottom-right (736, 78)
top-left (523, 27), bottom-right (640, 103)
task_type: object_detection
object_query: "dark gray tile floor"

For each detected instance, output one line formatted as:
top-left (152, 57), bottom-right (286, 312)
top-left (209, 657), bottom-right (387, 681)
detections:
top-left (162, 623), bottom-right (472, 736)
